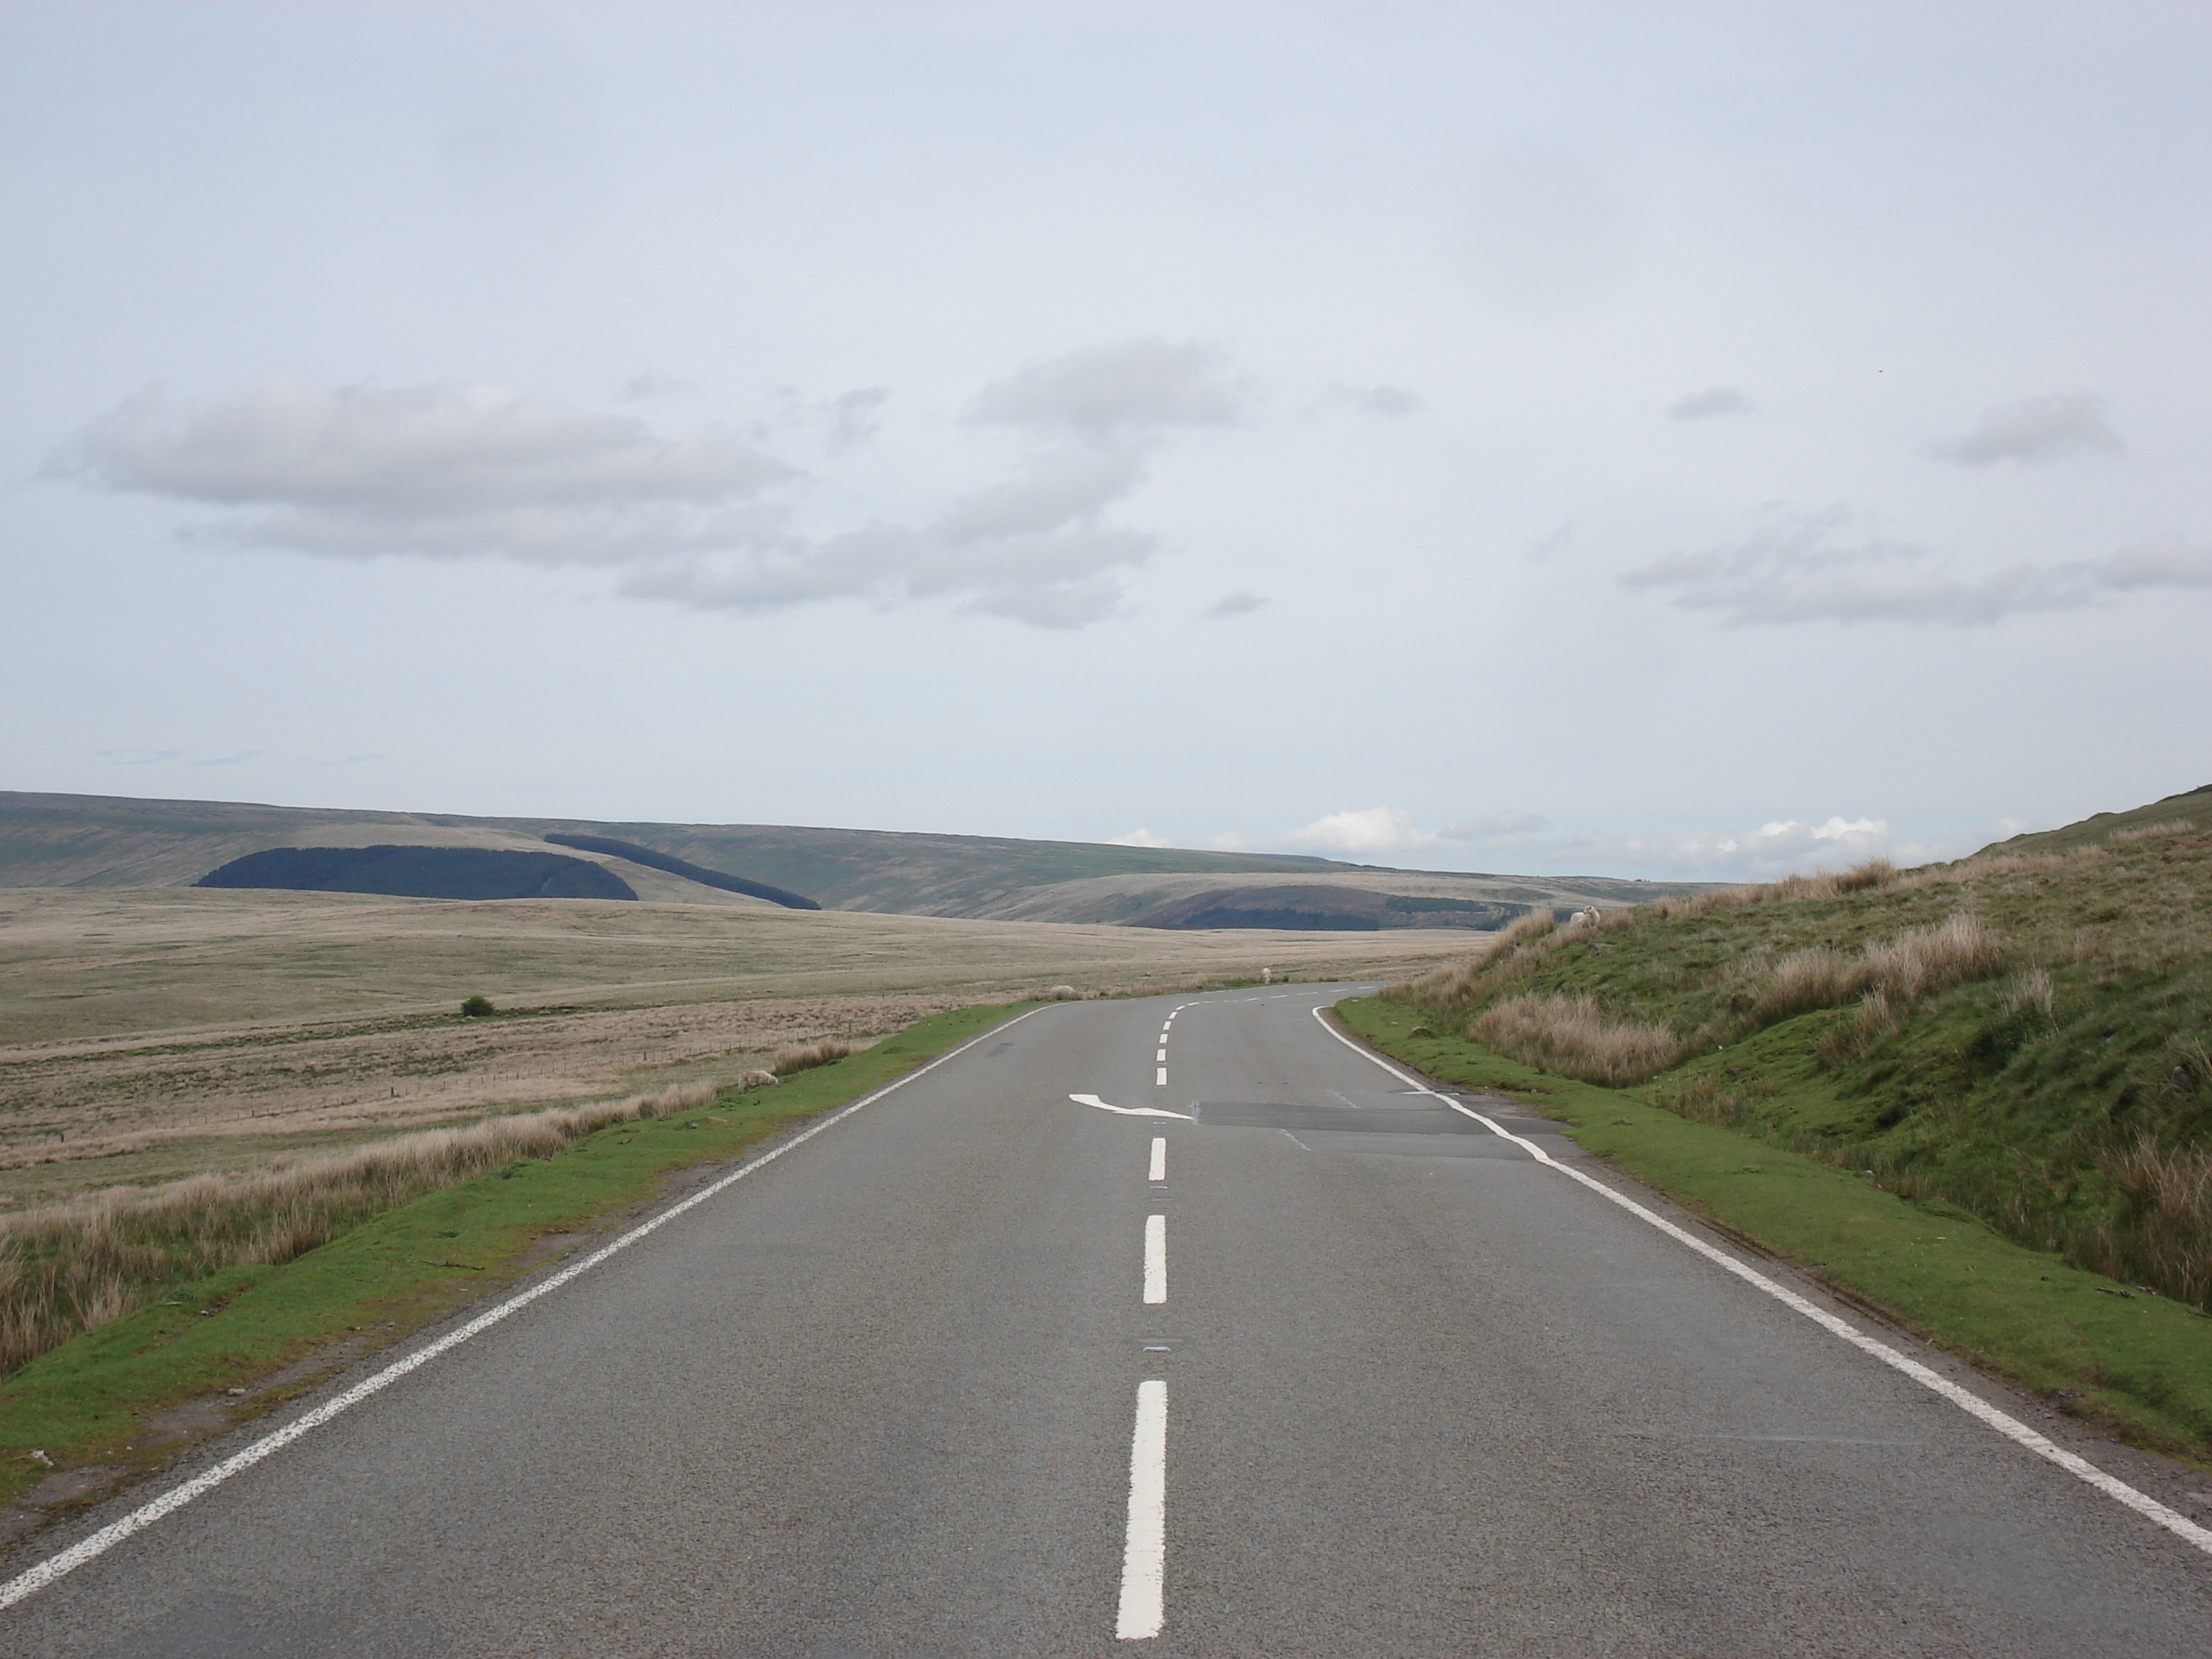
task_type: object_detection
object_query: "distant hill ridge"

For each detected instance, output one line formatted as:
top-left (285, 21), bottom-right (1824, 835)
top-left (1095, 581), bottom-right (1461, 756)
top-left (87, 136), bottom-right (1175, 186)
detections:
top-left (0, 790), bottom-right (1718, 926)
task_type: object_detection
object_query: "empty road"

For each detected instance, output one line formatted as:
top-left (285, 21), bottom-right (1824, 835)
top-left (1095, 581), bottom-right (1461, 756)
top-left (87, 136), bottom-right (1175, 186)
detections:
top-left (7, 986), bottom-right (2209, 1656)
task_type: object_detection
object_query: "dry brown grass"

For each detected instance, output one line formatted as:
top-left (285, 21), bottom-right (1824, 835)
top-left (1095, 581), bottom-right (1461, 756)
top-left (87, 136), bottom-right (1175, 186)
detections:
top-left (770, 1038), bottom-right (858, 1076)
top-left (1469, 993), bottom-right (1686, 1085)
top-left (0, 1082), bottom-right (716, 1376)
top-left (2090, 1132), bottom-right (2212, 1307)
top-left (1756, 914), bottom-right (2001, 1025)
top-left (2108, 817), bottom-right (2196, 844)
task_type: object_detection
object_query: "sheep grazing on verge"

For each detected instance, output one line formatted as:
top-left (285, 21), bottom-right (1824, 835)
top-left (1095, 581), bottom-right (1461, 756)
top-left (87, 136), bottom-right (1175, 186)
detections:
top-left (738, 1068), bottom-right (779, 1090)
top-left (1047, 985), bottom-right (1079, 1000)
top-left (1567, 906), bottom-right (1601, 928)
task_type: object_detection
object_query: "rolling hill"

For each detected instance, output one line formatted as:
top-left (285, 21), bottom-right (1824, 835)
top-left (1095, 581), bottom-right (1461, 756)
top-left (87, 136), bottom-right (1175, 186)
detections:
top-left (0, 791), bottom-right (1711, 926)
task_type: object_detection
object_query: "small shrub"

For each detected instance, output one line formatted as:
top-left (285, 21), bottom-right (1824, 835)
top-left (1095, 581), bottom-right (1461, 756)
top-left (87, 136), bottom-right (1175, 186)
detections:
top-left (460, 994), bottom-right (495, 1019)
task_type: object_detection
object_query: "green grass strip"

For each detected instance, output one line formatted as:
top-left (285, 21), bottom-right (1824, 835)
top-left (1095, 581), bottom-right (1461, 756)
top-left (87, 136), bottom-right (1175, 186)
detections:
top-left (0, 1001), bottom-right (1032, 1510)
top-left (1337, 995), bottom-right (2212, 1464)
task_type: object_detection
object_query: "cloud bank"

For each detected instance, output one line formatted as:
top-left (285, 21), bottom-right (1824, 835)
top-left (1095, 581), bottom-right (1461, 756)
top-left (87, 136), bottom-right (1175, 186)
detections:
top-left (47, 342), bottom-right (1245, 630)
top-left (1924, 393), bottom-right (2122, 466)
top-left (1620, 504), bottom-right (2212, 626)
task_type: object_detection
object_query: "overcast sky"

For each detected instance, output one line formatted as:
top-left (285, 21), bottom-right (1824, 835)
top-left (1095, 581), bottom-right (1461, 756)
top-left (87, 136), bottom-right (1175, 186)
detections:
top-left (5, 2), bottom-right (2208, 879)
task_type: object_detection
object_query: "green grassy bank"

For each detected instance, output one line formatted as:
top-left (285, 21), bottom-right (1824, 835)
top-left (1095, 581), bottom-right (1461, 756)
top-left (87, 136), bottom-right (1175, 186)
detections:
top-left (0, 1001), bottom-right (1031, 1513)
top-left (1335, 997), bottom-right (2212, 1460)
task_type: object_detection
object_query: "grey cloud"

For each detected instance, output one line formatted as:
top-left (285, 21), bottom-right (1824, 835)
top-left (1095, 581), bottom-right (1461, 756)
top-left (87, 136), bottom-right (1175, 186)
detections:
top-left (1525, 522), bottom-right (1573, 562)
top-left (967, 339), bottom-right (1243, 441)
top-left (1320, 383), bottom-right (1423, 417)
top-left (621, 521), bottom-right (1148, 630)
top-left (1203, 590), bottom-right (1267, 619)
top-left (1924, 393), bottom-right (2122, 466)
top-left (613, 370), bottom-right (698, 401)
top-left (1668, 386), bottom-right (1753, 421)
top-left (933, 448), bottom-right (1146, 543)
top-left (1621, 504), bottom-right (2212, 626)
top-left (824, 387), bottom-right (888, 453)
top-left (46, 380), bottom-right (797, 560)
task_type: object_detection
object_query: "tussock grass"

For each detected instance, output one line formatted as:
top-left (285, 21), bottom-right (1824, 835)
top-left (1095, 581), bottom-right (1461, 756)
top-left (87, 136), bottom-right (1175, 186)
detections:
top-left (1470, 993), bottom-right (1684, 1085)
top-left (2108, 817), bottom-right (2196, 844)
top-left (769, 1038), bottom-right (857, 1076)
top-left (0, 1082), bottom-right (715, 1377)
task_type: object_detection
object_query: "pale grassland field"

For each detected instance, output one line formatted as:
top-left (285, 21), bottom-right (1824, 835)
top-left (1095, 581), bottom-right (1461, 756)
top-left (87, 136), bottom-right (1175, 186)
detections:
top-left (0, 885), bottom-right (1480, 1208)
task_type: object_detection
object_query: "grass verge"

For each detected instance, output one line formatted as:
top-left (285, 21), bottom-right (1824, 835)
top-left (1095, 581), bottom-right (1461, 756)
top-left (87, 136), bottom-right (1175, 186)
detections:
top-left (1335, 994), bottom-right (2212, 1466)
top-left (0, 1001), bottom-right (1031, 1515)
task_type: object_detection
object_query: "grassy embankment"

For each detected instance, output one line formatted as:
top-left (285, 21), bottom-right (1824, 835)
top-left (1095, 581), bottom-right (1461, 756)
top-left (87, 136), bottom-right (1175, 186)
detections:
top-left (0, 1002), bottom-right (1024, 1511)
top-left (1343, 792), bottom-right (2212, 1459)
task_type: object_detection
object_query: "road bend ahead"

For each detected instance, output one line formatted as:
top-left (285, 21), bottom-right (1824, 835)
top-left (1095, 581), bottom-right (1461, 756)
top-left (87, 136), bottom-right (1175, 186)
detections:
top-left (7, 986), bottom-right (2210, 1656)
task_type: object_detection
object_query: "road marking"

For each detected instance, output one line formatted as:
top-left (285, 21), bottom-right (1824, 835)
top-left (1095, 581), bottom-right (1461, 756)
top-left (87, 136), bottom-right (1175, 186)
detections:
top-left (1115, 1379), bottom-right (1168, 1640)
top-left (1312, 1005), bottom-right (2212, 1560)
top-left (1155, 1066), bottom-right (1168, 1086)
top-left (1143, 1214), bottom-right (1166, 1304)
top-left (0, 1006), bottom-right (1054, 1614)
top-left (1072, 1093), bottom-right (1192, 1121)
top-left (1279, 1128), bottom-right (1313, 1152)
top-left (1148, 1137), bottom-right (1166, 1181)
top-left (1155, 1049), bottom-right (1166, 1062)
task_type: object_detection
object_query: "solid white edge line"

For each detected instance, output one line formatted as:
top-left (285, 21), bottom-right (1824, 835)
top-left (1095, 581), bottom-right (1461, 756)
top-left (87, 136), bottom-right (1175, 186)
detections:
top-left (0, 1004), bottom-right (1055, 1613)
top-left (1148, 1137), bottom-right (1166, 1183)
top-left (1115, 1379), bottom-right (1168, 1640)
top-left (1142, 1213), bottom-right (1167, 1305)
top-left (1309, 1004), bottom-right (2212, 1559)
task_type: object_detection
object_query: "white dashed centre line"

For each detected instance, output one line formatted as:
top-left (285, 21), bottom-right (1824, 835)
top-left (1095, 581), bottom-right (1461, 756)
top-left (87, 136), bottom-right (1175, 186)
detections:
top-left (1155, 1066), bottom-right (1168, 1086)
top-left (1148, 1137), bottom-right (1166, 1182)
top-left (1142, 1214), bottom-right (1166, 1304)
top-left (1115, 1379), bottom-right (1169, 1640)
top-left (1155, 1048), bottom-right (1166, 1062)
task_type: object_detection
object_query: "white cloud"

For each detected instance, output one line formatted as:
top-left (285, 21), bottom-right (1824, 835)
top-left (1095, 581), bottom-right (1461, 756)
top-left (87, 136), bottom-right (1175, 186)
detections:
top-left (1320, 383), bottom-right (1423, 417)
top-left (46, 353), bottom-right (1243, 629)
top-left (1237, 803), bottom-right (1963, 881)
top-left (1923, 392), bottom-right (2122, 466)
top-left (1203, 589), bottom-right (1267, 620)
top-left (1108, 827), bottom-right (1171, 848)
top-left (1282, 805), bottom-right (1442, 855)
top-left (1667, 386), bottom-right (1753, 421)
top-left (1620, 504), bottom-right (2212, 626)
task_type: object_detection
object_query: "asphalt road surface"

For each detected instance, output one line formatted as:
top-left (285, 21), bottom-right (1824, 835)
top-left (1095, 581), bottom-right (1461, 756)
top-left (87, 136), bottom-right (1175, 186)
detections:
top-left (8, 986), bottom-right (2210, 1657)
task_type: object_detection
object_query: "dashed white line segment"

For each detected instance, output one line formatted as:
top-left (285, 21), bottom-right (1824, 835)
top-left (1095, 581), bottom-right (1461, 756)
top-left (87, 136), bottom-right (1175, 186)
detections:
top-left (1311, 1003), bottom-right (2212, 1560)
top-left (1115, 1380), bottom-right (1169, 1640)
top-left (1142, 1214), bottom-right (1167, 1305)
top-left (1148, 1137), bottom-right (1166, 1182)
